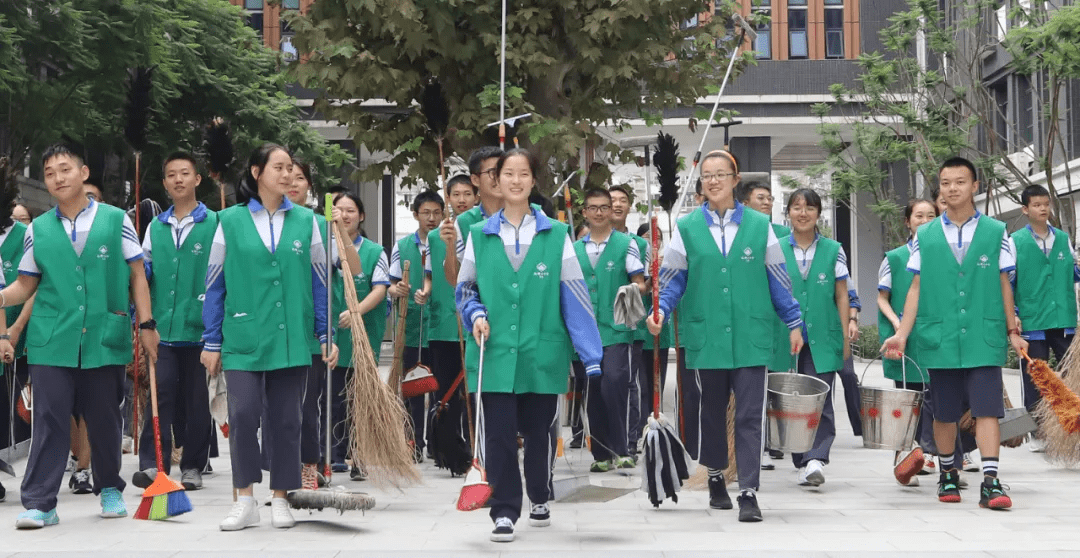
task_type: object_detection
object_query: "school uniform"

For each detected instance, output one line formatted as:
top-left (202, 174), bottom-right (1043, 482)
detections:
top-left (1, 221), bottom-right (28, 360)
top-left (329, 235), bottom-right (389, 465)
top-left (139, 203), bottom-right (217, 475)
top-left (457, 206), bottom-right (603, 525)
top-left (390, 231), bottom-right (432, 453)
top-left (636, 283), bottom-right (672, 441)
top-left (626, 232), bottom-right (649, 447)
top-left (906, 212), bottom-right (1013, 425)
top-left (774, 231), bottom-right (851, 469)
top-left (574, 230), bottom-right (643, 461)
top-left (203, 198), bottom-right (330, 490)
top-left (17, 200), bottom-right (141, 511)
top-left (657, 202), bottom-right (802, 492)
top-left (298, 213), bottom-right (337, 467)
top-left (1010, 225), bottom-right (1079, 411)
top-left (837, 283), bottom-right (863, 437)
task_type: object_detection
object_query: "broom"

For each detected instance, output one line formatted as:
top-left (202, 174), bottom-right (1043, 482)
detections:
top-left (133, 361), bottom-right (193, 520)
top-left (1020, 348), bottom-right (1080, 434)
top-left (1034, 338), bottom-right (1080, 465)
top-left (334, 221), bottom-right (420, 489)
top-left (457, 334), bottom-right (493, 511)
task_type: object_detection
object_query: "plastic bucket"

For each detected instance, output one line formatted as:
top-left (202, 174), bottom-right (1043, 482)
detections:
top-left (766, 373), bottom-right (830, 453)
top-left (860, 355), bottom-right (924, 450)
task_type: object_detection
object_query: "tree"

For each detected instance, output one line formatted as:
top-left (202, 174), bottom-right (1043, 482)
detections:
top-left (288, 0), bottom-right (754, 193)
top-left (0, 0), bottom-right (351, 214)
top-left (809, 0), bottom-right (1078, 246)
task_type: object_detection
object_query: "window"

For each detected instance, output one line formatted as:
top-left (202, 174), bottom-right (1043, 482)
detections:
top-left (752, 0), bottom-right (772, 60)
top-left (244, 0), bottom-right (263, 36)
top-left (280, 16), bottom-right (297, 61)
top-left (788, 0), bottom-right (808, 59)
top-left (824, 0), bottom-right (844, 58)
top-left (282, 0), bottom-right (299, 8)
top-left (1017, 74), bottom-right (1034, 146)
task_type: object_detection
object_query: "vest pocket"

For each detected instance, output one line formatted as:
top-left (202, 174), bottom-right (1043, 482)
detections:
top-left (222, 313), bottom-right (258, 354)
top-left (537, 334), bottom-right (571, 375)
top-left (682, 316), bottom-right (706, 351)
top-left (26, 311), bottom-right (57, 347)
top-left (749, 317), bottom-right (772, 349)
top-left (100, 313), bottom-right (132, 350)
top-left (916, 318), bottom-right (942, 350)
top-left (983, 318), bottom-right (1007, 348)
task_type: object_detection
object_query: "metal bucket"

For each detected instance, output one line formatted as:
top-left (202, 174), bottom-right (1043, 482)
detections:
top-left (860, 355), bottom-right (924, 451)
top-left (766, 373), bottom-right (831, 453)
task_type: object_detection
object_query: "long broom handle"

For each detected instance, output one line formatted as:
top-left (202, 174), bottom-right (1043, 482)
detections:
top-left (389, 261), bottom-right (411, 394)
top-left (132, 151), bottom-right (142, 457)
top-left (148, 361), bottom-right (165, 474)
top-left (650, 217), bottom-right (661, 419)
top-left (324, 196), bottom-right (334, 476)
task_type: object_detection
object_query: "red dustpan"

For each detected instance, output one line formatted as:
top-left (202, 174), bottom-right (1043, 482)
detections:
top-left (457, 335), bottom-right (492, 511)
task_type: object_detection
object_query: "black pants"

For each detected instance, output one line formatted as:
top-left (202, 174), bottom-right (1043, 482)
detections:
top-left (403, 346), bottom-right (430, 451)
top-left (586, 344), bottom-right (634, 461)
top-left (634, 347), bottom-right (669, 445)
top-left (838, 356), bottom-right (862, 436)
top-left (426, 340), bottom-right (465, 450)
top-left (1, 356), bottom-right (31, 449)
top-left (673, 349), bottom-right (701, 460)
top-left (791, 345), bottom-right (836, 468)
top-left (228, 367), bottom-right (306, 490)
top-left (138, 345), bottom-right (211, 473)
top-left (300, 354), bottom-right (327, 464)
top-left (1021, 330), bottom-right (1073, 411)
top-left (330, 366), bottom-right (351, 465)
top-left (481, 392), bottom-right (558, 524)
top-left (21, 365), bottom-right (126, 510)
top-left (698, 366), bottom-right (767, 490)
top-left (626, 340), bottom-right (643, 448)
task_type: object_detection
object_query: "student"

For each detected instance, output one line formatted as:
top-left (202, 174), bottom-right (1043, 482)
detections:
top-left (201, 144), bottom-right (338, 530)
top-left (330, 191), bottom-right (389, 478)
top-left (609, 185), bottom-right (648, 451)
top-left (446, 172), bottom-right (478, 217)
top-left (389, 189), bottom-right (443, 461)
top-left (457, 148), bottom-right (603, 542)
top-left (776, 188), bottom-right (851, 488)
top-left (878, 198), bottom-right (939, 486)
top-left (439, 147), bottom-right (503, 287)
top-left (648, 150), bottom-right (803, 523)
top-left (131, 152), bottom-right (217, 492)
top-left (0, 201), bottom-right (30, 504)
top-left (1, 145), bottom-right (157, 528)
top-left (11, 204), bottom-right (32, 226)
top-left (575, 188), bottom-right (645, 471)
top-left (1010, 184), bottom-right (1079, 451)
top-left (882, 156), bottom-right (1024, 510)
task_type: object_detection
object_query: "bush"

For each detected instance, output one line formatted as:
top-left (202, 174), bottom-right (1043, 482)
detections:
top-left (852, 324), bottom-right (880, 360)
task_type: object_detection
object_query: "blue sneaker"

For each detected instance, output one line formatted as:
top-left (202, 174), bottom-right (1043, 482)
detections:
top-left (16, 509), bottom-right (59, 529)
top-left (99, 487), bottom-right (127, 518)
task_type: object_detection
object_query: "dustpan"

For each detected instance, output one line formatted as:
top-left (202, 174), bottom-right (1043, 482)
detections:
top-left (401, 264), bottom-right (438, 398)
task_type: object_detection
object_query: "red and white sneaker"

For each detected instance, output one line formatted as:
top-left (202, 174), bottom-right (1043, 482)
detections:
top-left (918, 453), bottom-right (936, 475)
top-left (894, 448), bottom-right (925, 485)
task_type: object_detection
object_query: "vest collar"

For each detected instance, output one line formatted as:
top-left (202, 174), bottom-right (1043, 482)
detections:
top-left (483, 206), bottom-right (551, 235)
top-left (53, 198), bottom-right (95, 221)
top-left (159, 202), bottom-right (209, 225)
top-left (411, 230), bottom-right (427, 246)
top-left (788, 230), bottom-right (821, 248)
top-left (702, 200), bottom-right (743, 226)
top-left (247, 197), bottom-right (293, 214)
top-left (1024, 223), bottom-right (1056, 240)
top-left (941, 209), bottom-right (981, 227)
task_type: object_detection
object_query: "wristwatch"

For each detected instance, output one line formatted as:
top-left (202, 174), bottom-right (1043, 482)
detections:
top-left (0, 334), bottom-right (9, 340)
top-left (139, 319), bottom-right (157, 331)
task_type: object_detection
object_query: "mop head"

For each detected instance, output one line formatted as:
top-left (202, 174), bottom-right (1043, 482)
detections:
top-left (642, 413), bottom-right (691, 508)
top-left (133, 472), bottom-right (192, 520)
top-left (287, 486), bottom-right (375, 514)
top-left (1032, 343), bottom-right (1080, 465)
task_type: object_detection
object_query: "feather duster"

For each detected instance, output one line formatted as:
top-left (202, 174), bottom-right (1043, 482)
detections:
top-left (654, 133), bottom-right (680, 213)
top-left (205, 118), bottom-right (234, 179)
top-left (124, 67), bottom-right (154, 152)
top-left (421, 80), bottom-right (450, 138)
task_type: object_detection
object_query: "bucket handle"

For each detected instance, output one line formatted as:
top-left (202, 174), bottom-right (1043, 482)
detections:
top-left (860, 353), bottom-right (922, 391)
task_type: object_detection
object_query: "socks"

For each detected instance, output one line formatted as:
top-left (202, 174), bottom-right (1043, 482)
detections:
top-left (982, 457), bottom-right (999, 479)
top-left (237, 495), bottom-right (254, 504)
top-left (707, 468), bottom-right (724, 481)
top-left (740, 488), bottom-right (756, 497)
top-left (938, 453), bottom-right (955, 471)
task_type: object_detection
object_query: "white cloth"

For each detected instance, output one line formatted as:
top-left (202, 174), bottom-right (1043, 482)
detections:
top-left (613, 283), bottom-right (646, 328)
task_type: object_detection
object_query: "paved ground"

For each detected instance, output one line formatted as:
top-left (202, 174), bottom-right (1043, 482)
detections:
top-left (2, 361), bottom-right (1080, 557)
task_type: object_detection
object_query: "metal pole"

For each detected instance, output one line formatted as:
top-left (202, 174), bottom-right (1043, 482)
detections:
top-left (499, 0), bottom-right (507, 150)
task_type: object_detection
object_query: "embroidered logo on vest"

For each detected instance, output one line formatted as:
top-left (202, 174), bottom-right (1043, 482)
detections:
top-left (534, 262), bottom-right (549, 279)
top-left (605, 260), bottom-right (615, 272)
top-left (97, 245), bottom-right (110, 260)
top-left (741, 246), bottom-right (754, 262)
top-left (817, 272), bottom-right (828, 285)
top-left (292, 239), bottom-right (303, 255)
top-left (192, 242), bottom-right (204, 255)
top-left (1059, 251), bottom-right (1066, 261)
top-left (2, 260), bottom-right (11, 271)
top-left (977, 254), bottom-right (990, 269)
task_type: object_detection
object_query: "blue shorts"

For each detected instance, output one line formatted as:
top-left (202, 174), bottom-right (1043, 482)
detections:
top-left (927, 366), bottom-right (1005, 422)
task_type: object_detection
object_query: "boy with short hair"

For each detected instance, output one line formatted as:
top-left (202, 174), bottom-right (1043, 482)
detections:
top-left (608, 185), bottom-right (648, 450)
top-left (574, 188), bottom-right (645, 471)
top-left (1, 145), bottom-right (158, 528)
top-left (1010, 185), bottom-right (1079, 438)
top-left (439, 147), bottom-right (503, 286)
top-left (390, 189), bottom-right (444, 461)
top-left (131, 152), bottom-right (217, 491)
top-left (883, 156), bottom-right (1024, 510)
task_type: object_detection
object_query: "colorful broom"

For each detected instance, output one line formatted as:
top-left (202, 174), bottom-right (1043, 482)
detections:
top-left (134, 361), bottom-right (193, 520)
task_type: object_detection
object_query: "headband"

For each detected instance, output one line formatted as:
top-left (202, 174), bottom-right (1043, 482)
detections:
top-left (704, 149), bottom-right (739, 174)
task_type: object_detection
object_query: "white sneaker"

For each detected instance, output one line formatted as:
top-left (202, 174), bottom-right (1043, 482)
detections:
top-left (962, 452), bottom-right (980, 472)
top-left (798, 459), bottom-right (825, 486)
top-left (1027, 435), bottom-right (1047, 453)
top-left (219, 498), bottom-right (260, 531)
top-left (490, 517), bottom-right (514, 542)
top-left (528, 503), bottom-right (550, 527)
top-left (270, 497), bottom-right (295, 529)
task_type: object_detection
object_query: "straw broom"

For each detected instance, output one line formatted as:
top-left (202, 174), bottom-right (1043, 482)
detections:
top-left (332, 222), bottom-right (420, 488)
top-left (1028, 342), bottom-right (1080, 465)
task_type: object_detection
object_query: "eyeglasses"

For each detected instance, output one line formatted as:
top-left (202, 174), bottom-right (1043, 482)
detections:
top-left (480, 168), bottom-right (497, 179)
top-left (418, 210), bottom-right (443, 219)
top-left (701, 172), bottom-right (736, 183)
top-left (585, 205), bottom-right (611, 213)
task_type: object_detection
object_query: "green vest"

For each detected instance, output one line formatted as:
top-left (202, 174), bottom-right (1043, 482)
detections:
top-left (396, 234), bottom-right (429, 349)
top-left (778, 236), bottom-right (844, 374)
top-left (148, 210), bottom-right (218, 344)
top-left (878, 245), bottom-right (928, 383)
top-left (1, 221), bottom-right (28, 357)
top-left (915, 217), bottom-right (1007, 369)
top-left (574, 231), bottom-right (635, 347)
top-left (309, 214), bottom-right (330, 356)
top-left (767, 223), bottom-right (792, 371)
top-left (334, 237), bottom-right (388, 365)
top-left (629, 234), bottom-right (651, 344)
top-left (218, 204), bottom-right (316, 372)
top-left (678, 208), bottom-right (774, 369)
top-left (456, 206), bottom-right (487, 242)
top-left (1012, 227), bottom-right (1078, 332)
top-left (26, 204), bottom-right (132, 368)
top-left (464, 219), bottom-right (573, 394)
top-left (426, 228), bottom-right (460, 343)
